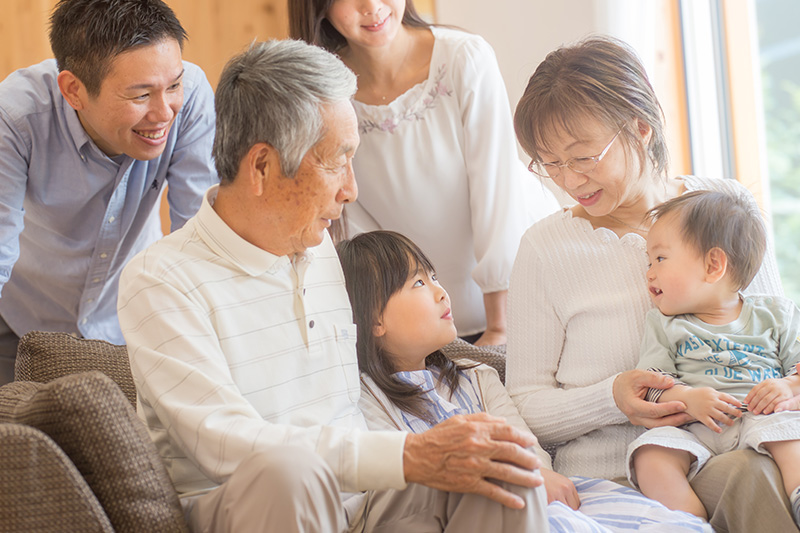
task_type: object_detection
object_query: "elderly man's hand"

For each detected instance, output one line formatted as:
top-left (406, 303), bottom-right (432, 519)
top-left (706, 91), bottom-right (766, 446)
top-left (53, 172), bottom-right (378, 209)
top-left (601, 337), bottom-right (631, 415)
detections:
top-left (613, 369), bottom-right (692, 428)
top-left (402, 413), bottom-right (543, 509)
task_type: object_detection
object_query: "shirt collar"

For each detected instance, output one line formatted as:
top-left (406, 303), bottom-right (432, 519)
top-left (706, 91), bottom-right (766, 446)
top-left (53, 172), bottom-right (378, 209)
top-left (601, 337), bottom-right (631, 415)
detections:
top-left (194, 185), bottom-right (319, 276)
top-left (61, 96), bottom-right (132, 165)
top-left (61, 98), bottom-right (93, 155)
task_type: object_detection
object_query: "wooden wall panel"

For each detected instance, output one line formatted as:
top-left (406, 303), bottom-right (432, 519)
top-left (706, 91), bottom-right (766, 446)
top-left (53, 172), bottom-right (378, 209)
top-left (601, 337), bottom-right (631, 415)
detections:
top-left (654, 0), bottom-right (692, 178)
top-left (415, 0), bottom-right (435, 20)
top-left (0, 0), bottom-right (289, 86)
top-left (0, 0), bottom-right (59, 79)
top-left (170, 0), bottom-right (289, 89)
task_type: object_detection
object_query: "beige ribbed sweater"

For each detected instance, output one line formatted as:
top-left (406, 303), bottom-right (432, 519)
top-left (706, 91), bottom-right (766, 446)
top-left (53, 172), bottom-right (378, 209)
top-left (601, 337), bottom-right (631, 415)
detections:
top-left (506, 175), bottom-right (783, 480)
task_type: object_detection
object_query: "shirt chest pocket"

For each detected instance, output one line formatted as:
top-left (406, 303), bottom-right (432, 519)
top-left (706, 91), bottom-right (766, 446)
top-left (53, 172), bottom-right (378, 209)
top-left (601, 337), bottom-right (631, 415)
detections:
top-left (333, 323), bottom-right (360, 403)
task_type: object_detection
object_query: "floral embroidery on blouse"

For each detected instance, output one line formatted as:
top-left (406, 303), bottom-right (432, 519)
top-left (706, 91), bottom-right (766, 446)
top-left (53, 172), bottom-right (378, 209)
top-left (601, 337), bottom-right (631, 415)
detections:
top-left (359, 64), bottom-right (452, 134)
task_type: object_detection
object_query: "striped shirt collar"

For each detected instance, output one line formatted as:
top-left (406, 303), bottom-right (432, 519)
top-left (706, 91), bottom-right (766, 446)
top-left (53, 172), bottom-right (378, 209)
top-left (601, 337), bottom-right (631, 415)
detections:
top-left (393, 367), bottom-right (482, 433)
top-left (195, 185), bottom-right (317, 277)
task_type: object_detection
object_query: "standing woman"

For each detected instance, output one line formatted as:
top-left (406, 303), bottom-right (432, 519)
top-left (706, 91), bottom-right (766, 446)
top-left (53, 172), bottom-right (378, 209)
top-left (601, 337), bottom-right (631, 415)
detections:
top-left (506, 35), bottom-right (797, 532)
top-left (290, 0), bottom-right (558, 345)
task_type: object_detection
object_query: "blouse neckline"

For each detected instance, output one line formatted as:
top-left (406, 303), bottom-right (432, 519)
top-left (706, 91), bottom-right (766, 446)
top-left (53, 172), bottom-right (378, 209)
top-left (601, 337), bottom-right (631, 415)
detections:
top-left (351, 26), bottom-right (444, 112)
top-left (557, 176), bottom-right (693, 246)
top-left (560, 207), bottom-right (646, 246)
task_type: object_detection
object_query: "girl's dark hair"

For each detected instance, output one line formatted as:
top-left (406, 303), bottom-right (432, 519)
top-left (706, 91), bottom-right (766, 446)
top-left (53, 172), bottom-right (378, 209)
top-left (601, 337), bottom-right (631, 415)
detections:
top-left (289, 0), bottom-right (431, 53)
top-left (336, 230), bottom-right (467, 422)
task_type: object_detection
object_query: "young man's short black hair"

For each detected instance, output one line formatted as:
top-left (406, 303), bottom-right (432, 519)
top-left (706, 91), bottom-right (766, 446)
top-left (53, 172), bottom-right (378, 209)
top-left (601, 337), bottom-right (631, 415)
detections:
top-left (49, 0), bottom-right (187, 95)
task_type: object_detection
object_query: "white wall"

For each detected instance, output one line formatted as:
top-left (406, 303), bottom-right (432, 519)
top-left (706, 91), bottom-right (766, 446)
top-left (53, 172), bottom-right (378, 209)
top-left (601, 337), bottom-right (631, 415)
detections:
top-left (434, 0), bottom-right (663, 114)
top-left (434, 0), bottom-right (667, 205)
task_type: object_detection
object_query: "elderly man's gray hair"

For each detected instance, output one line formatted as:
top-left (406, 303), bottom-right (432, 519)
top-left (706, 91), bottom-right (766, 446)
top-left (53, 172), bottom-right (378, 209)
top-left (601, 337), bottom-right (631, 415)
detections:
top-left (213, 39), bottom-right (357, 182)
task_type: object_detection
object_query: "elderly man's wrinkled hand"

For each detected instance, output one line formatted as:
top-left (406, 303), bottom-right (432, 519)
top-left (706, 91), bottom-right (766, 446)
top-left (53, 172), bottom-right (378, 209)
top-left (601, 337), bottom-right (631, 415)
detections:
top-left (403, 413), bottom-right (544, 509)
top-left (613, 369), bottom-right (691, 428)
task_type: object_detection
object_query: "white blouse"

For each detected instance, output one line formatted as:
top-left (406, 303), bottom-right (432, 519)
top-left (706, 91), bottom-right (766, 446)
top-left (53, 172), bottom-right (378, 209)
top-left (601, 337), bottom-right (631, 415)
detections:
top-left (347, 26), bottom-right (558, 335)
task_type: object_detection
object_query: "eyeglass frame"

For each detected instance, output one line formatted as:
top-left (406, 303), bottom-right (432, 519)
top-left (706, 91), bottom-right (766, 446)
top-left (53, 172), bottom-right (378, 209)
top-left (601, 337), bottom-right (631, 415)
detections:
top-left (527, 128), bottom-right (623, 178)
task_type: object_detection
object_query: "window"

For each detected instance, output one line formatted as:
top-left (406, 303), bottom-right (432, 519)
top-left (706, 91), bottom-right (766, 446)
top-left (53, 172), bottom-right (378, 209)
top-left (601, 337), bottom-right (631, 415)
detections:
top-left (753, 0), bottom-right (800, 302)
top-left (681, 0), bottom-right (800, 305)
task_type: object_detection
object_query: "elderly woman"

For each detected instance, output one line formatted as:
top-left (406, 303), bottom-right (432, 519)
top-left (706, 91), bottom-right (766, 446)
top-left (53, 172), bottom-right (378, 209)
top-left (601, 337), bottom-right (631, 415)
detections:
top-left (506, 35), bottom-right (798, 532)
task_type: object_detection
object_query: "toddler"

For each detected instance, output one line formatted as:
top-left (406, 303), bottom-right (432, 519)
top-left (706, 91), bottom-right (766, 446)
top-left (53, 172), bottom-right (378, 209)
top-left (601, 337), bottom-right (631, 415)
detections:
top-left (627, 190), bottom-right (800, 526)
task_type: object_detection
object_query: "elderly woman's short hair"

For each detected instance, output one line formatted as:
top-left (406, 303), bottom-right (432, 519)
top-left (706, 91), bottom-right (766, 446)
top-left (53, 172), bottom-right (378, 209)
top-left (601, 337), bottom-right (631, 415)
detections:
top-left (514, 35), bottom-right (668, 181)
top-left (213, 39), bottom-right (357, 182)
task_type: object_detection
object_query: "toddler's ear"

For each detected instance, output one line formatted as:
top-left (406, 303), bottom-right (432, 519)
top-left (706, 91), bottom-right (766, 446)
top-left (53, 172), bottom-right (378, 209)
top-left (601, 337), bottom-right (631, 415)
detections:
top-left (704, 247), bottom-right (728, 283)
top-left (373, 321), bottom-right (386, 338)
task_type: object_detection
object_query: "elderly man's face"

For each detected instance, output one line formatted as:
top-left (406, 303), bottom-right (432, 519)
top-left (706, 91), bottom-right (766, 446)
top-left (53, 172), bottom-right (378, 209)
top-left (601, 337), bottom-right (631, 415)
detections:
top-left (270, 100), bottom-right (359, 255)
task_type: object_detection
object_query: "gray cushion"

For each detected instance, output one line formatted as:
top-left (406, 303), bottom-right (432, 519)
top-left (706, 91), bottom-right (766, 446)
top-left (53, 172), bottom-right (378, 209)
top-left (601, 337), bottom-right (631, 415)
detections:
top-left (0, 372), bottom-right (187, 533)
top-left (15, 331), bottom-right (136, 407)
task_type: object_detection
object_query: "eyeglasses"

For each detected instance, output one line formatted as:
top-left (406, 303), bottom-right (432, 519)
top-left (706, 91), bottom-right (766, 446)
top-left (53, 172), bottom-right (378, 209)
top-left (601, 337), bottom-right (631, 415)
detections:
top-left (527, 128), bottom-right (623, 178)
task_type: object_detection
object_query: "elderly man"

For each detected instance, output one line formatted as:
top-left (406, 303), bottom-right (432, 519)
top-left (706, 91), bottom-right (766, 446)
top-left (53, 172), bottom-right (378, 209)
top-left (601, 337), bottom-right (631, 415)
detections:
top-left (118, 40), bottom-right (548, 532)
top-left (0, 0), bottom-right (217, 384)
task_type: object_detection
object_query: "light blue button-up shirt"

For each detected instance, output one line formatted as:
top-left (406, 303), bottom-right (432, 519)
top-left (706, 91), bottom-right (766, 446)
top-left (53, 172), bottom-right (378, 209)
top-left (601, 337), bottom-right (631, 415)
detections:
top-left (0, 59), bottom-right (218, 343)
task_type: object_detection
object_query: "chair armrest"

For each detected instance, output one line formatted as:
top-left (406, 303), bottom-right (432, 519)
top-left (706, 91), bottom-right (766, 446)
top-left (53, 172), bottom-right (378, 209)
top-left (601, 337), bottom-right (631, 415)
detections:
top-left (0, 423), bottom-right (114, 532)
top-left (441, 338), bottom-right (507, 383)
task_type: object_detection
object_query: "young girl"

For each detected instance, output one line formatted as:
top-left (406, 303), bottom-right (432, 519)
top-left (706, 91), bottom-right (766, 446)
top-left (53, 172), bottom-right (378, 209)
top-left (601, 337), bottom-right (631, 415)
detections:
top-left (337, 230), bottom-right (712, 532)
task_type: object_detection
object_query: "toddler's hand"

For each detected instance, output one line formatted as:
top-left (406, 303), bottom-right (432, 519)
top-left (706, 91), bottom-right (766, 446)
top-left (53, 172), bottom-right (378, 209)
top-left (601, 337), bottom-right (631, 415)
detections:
top-left (746, 377), bottom-right (795, 414)
top-left (683, 387), bottom-right (741, 432)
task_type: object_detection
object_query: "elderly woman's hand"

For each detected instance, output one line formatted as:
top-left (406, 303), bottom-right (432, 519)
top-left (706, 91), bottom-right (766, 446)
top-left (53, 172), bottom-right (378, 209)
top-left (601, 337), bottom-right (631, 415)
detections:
top-left (612, 369), bottom-right (692, 428)
top-left (771, 363), bottom-right (800, 412)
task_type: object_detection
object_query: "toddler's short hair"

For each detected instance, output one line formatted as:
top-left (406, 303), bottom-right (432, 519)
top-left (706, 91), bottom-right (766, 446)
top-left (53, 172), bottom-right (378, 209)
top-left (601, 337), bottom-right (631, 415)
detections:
top-left (649, 189), bottom-right (766, 290)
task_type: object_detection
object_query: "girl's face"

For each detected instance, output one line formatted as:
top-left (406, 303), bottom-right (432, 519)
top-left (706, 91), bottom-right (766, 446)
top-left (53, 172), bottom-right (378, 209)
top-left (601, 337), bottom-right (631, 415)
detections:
top-left (536, 117), bottom-right (654, 219)
top-left (375, 268), bottom-right (457, 372)
top-left (326, 0), bottom-right (406, 49)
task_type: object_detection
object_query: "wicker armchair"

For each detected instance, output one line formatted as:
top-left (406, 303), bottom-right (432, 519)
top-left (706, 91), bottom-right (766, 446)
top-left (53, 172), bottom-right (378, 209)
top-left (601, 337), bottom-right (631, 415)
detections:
top-left (0, 331), bottom-right (187, 533)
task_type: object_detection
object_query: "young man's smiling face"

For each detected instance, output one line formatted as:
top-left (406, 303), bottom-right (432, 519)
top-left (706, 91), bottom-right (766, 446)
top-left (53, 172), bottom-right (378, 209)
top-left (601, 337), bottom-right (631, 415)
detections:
top-left (72, 38), bottom-right (185, 160)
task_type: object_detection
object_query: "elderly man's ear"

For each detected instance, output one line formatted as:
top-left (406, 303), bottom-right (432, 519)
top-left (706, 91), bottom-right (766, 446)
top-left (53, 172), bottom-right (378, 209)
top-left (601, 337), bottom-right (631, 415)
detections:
top-left (243, 142), bottom-right (280, 197)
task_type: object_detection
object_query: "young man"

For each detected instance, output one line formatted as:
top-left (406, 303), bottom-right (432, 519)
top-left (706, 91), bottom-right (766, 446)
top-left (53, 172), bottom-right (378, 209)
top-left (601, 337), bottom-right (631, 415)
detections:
top-left (0, 0), bottom-right (218, 383)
